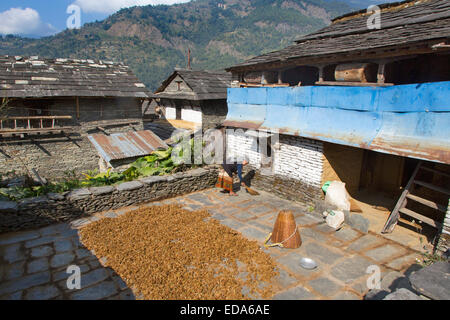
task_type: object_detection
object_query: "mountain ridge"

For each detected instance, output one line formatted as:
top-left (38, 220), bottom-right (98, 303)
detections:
top-left (0, 0), bottom-right (359, 90)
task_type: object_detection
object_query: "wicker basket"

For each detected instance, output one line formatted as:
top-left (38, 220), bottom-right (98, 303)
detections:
top-left (271, 210), bottom-right (302, 249)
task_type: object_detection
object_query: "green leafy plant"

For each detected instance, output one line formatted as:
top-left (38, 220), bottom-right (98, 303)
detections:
top-left (122, 147), bottom-right (176, 179)
top-left (415, 237), bottom-right (449, 267)
top-left (0, 143), bottom-right (206, 200)
top-left (417, 251), bottom-right (448, 267)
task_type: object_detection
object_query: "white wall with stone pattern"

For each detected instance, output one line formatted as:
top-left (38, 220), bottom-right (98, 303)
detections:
top-left (437, 199), bottom-right (450, 255)
top-left (226, 129), bottom-right (262, 168)
top-left (272, 135), bottom-right (323, 188)
top-left (226, 129), bottom-right (324, 187)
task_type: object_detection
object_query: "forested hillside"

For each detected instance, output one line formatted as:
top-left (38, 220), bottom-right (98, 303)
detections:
top-left (0, 0), bottom-right (355, 90)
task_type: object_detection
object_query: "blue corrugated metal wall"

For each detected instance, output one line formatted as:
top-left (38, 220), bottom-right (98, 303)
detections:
top-left (225, 81), bottom-right (450, 164)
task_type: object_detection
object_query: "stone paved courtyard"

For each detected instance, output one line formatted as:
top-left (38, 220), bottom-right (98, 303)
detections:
top-left (0, 187), bottom-right (422, 300)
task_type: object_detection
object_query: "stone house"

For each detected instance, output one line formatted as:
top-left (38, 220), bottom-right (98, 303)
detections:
top-left (145, 69), bottom-right (231, 136)
top-left (224, 0), bottom-right (450, 254)
top-left (0, 55), bottom-right (150, 179)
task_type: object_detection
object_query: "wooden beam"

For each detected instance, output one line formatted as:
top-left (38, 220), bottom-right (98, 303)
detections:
top-left (76, 97), bottom-right (80, 120)
top-left (239, 82), bottom-right (290, 88)
top-left (0, 127), bottom-right (73, 134)
top-left (414, 180), bottom-right (450, 196)
top-left (315, 81), bottom-right (393, 87)
top-left (96, 126), bottom-right (108, 135)
top-left (0, 116), bottom-right (72, 120)
top-left (318, 65), bottom-right (325, 83)
top-left (399, 207), bottom-right (442, 230)
top-left (0, 128), bottom-right (71, 138)
top-left (229, 40), bottom-right (449, 73)
top-left (420, 166), bottom-right (450, 179)
top-left (406, 194), bottom-right (447, 213)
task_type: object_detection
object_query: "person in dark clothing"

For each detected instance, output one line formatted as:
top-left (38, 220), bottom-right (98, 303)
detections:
top-left (216, 157), bottom-right (249, 196)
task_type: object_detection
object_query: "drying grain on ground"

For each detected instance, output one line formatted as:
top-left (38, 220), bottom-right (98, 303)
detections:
top-left (80, 204), bottom-right (279, 300)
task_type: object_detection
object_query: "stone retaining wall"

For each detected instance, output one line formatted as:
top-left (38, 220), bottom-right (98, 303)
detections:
top-left (248, 170), bottom-right (323, 205)
top-left (226, 130), bottom-right (324, 189)
top-left (436, 199), bottom-right (450, 256)
top-left (0, 167), bottom-right (218, 234)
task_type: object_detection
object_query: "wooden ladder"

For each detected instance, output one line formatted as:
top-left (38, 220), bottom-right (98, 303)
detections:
top-left (382, 161), bottom-right (449, 234)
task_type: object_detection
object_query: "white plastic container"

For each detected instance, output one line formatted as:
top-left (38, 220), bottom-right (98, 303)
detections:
top-left (326, 210), bottom-right (345, 230)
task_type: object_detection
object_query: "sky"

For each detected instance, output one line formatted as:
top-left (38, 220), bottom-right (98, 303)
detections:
top-left (0, 0), bottom-right (191, 37)
top-left (0, 0), bottom-right (399, 38)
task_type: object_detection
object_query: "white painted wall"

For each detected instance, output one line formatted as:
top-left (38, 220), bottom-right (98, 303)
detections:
top-left (165, 107), bottom-right (176, 120)
top-left (181, 107), bottom-right (202, 124)
top-left (272, 135), bottom-right (323, 187)
top-left (164, 106), bottom-right (203, 124)
top-left (226, 129), bottom-right (262, 168)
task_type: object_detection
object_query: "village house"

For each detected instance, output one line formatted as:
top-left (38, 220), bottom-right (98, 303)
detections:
top-left (0, 55), bottom-right (157, 179)
top-left (144, 69), bottom-right (231, 139)
top-left (224, 0), bottom-right (450, 255)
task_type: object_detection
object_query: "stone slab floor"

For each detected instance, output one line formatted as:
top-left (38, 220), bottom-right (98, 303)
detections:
top-left (0, 188), bottom-right (422, 300)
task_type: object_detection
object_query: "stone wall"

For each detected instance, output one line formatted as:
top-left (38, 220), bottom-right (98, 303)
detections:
top-left (226, 129), bottom-right (324, 205)
top-left (0, 167), bottom-right (218, 234)
top-left (226, 129), bottom-right (324, 187)
top-left (248, 170), bottom-right (323, 206)
top-left (272, 135), bottom-right (323, 188)
top-left (226, 129), bottom-right (262, 167)
top-left (200, 100), bottom-right (228, 131)
top-left (0, 97), bottom-right (144, 179)
top-left (436, 199), bottom-right (450, 256)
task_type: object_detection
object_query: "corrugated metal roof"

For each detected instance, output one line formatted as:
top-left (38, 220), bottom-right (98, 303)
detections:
top-left (88, 130), bottom-right (168, 163)
top-left (224, 81), bottom-right (450, 164)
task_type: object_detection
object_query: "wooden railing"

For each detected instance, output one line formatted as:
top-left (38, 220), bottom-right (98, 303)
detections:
top-left (0, 115), bottom-right (73, 136)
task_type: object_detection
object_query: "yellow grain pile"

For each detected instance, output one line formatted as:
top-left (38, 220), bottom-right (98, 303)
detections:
top-left (80, 204), bottom-right (278, 300)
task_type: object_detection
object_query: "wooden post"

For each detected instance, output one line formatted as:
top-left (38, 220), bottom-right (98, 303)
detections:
top-left (261, 72), bottom-right (266, 85)
top-left (377, 62), bottom-right (386, 84)
top-left (76, 97), bottom-right (80, 120)
top-left (278, 71), bottom-right (283, 84)
top-left (318, 65), bottom-right (325, 83)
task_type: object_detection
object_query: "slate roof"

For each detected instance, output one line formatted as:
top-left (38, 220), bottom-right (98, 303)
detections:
top-left (153, 69), bottom-right (232, 100)
top-left (0, 55), bottom-right (150, 98)
top-left (227, 0), bottom-right (450, 72)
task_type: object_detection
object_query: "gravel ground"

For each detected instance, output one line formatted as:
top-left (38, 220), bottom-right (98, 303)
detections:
top-left (79, 204), bottom-right (278, 300)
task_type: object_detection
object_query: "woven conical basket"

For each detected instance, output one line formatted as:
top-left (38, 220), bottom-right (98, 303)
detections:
top-left (271, 210), bottom-right (302, 249)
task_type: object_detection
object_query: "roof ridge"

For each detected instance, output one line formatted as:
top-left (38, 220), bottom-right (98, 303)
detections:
top-left (295, 0), bottom-right (449, 43)
top-left (332, 0), bottom-right (426, 23)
